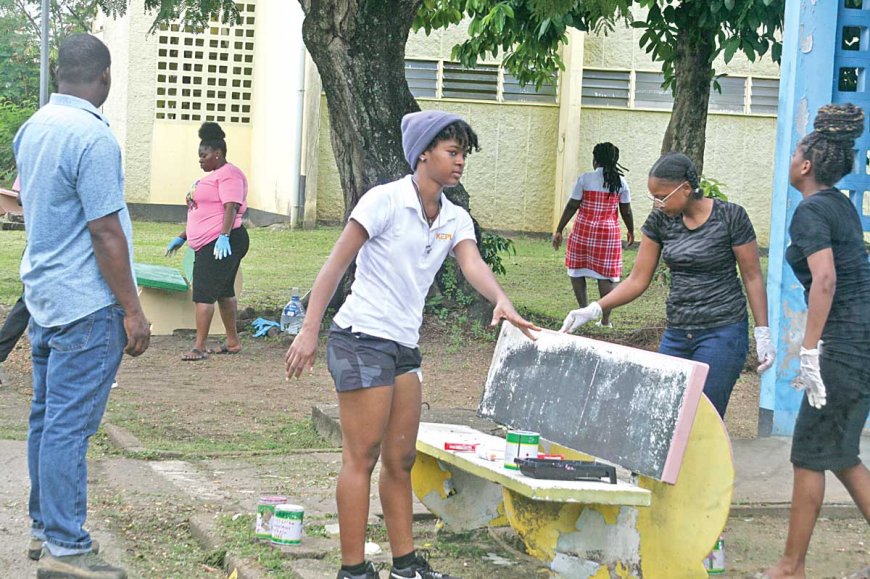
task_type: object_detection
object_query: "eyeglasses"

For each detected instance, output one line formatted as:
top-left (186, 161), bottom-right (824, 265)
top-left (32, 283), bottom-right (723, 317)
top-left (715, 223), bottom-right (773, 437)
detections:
top-left (646, 181), bottom-right (687, 207)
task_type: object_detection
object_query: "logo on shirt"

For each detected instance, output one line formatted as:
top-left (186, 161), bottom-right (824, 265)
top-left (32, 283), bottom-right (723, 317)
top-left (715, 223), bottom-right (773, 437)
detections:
top-left (435, 233), bottom-right (453, 241)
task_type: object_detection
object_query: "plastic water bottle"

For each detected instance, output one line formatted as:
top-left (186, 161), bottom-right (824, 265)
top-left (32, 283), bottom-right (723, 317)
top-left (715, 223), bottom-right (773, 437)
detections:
top-left (281, 287), bottom-right (305, 335)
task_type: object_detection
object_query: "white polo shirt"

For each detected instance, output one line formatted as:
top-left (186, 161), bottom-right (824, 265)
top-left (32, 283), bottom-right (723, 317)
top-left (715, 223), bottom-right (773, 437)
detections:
top-left (333, 175), bottom-right (477, 348)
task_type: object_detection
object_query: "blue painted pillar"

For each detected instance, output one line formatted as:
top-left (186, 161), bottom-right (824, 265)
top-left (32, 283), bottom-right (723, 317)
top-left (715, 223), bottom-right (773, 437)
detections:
top-left (763, 0), bottom-right (870, 436)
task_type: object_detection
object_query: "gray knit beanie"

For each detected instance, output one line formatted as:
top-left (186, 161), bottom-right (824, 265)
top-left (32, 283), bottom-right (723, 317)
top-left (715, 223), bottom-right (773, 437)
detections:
top-left (401, 110), bottom-right (463, 171)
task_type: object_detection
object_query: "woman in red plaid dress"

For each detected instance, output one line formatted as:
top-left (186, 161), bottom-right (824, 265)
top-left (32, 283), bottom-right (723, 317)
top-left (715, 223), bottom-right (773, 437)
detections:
top-left (553, 143), bottom-right (634, 326)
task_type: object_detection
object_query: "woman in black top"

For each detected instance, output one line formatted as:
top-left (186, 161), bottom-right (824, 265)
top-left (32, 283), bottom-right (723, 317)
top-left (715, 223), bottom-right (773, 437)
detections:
top-left (561, 152), bottom-right (775, 418)
top-left (766, 104), bottom-right (870, 578)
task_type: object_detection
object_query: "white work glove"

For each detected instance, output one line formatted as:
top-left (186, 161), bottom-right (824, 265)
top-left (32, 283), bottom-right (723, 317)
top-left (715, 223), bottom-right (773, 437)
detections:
top-left (753, 326), bottom-right (776, 373)
top-left (559, 302), bottom-right (603, 333)
top-left (791, 342), bottom-right (827, 409)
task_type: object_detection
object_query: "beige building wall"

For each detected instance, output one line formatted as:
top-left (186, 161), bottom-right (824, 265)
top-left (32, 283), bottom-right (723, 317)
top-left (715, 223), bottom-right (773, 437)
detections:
top-left (100, 0), bottom-right (311, 224)
top-left (315, 21), bottom-right (560, 232)
top-left (580, 20), bottom-right (779, 244)
top-left (315, 17), bottom-right (780, 242)
top-left (95, 0), bottom-right (158, 203)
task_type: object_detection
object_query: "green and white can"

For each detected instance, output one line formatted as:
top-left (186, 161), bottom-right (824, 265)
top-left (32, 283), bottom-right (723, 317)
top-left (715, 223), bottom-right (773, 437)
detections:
top-left (703, 536), bottom-right (725, 574)
top-left (254, 496), bottom-right (287, 541)
top-left (504, 430), bottom-right (540, 470)
top-left (271, 504), bottom-right (304, 545)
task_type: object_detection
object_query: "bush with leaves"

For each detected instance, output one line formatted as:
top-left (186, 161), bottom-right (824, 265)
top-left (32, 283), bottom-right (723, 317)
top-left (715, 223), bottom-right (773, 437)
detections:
top-left (0, 98), bottom-right (36, 186)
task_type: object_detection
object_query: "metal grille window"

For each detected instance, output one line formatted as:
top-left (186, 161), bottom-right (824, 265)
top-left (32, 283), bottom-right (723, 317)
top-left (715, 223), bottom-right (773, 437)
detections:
top-left (441, 62), bottom-right (499, 100)
top-left (581, 70), bottom-right (630, 108)
top-left (404, 60), bottom-right (438, 99)
top-left (502, 72), bottom-right (557, 103)
top-left (709, 76), bottom-right (747, 113)
top-left (634, 71), bottom-right (673, 110)
top-left (749, 78), bottom-right (779, 115)
top-left (155, 2), bottom-right (257, 123)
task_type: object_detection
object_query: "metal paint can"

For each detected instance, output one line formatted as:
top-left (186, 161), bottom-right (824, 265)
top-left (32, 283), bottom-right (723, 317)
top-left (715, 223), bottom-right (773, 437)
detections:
top-left (504, 430), bottom-right (539, 470)
top-left (703, 536), bottom-right (725, 574)
top-left (271, 504), bottom-right (304, 545)
top-left (254, 496), bottom-right (287, 541)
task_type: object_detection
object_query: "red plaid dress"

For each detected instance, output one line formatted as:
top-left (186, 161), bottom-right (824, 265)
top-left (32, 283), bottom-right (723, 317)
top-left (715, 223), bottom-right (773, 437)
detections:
top-left (565, 188), bottom-right (623, 279)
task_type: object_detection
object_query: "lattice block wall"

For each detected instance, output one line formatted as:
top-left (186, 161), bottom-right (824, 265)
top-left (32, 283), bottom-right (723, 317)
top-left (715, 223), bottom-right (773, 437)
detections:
top-left (155, 2), bottom-right (256, 124)
top-left (836, 0), bottom-right (870, 230)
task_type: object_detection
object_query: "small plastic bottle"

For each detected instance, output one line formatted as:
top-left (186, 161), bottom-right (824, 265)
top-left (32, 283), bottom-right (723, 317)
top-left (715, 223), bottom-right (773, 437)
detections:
top-left (281, 287), bottom-right (306, 335)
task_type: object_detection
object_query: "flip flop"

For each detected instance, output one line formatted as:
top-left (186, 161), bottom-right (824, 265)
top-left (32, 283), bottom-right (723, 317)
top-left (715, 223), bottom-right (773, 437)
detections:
top-left (207, 343), bottom-right (241, 355)
top-left (181, 348), bottom-right (209, 361)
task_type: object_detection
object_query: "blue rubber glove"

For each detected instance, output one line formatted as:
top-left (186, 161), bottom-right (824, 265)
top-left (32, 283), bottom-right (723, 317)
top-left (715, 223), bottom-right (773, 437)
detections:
top-left (251, 318), bottom-right (281, 338)
top-left (165, 236), bottom-right (186, 256)
top-left (214, 234), bottom-right (232, 260)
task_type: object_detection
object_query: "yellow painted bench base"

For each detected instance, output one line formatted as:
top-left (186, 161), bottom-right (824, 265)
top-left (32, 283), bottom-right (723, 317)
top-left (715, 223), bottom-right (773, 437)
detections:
top-left (411, 397), bottom-right (733, 578)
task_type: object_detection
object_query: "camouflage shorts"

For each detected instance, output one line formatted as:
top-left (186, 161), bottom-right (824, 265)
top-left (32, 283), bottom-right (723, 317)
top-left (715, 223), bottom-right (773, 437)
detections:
top-left (326, 323), bottom-right (423, 392)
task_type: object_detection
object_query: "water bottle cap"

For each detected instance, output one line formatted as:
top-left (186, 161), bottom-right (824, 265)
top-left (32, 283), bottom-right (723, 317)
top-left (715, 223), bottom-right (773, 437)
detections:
top-left (291, 287), bottom-right (300, 297)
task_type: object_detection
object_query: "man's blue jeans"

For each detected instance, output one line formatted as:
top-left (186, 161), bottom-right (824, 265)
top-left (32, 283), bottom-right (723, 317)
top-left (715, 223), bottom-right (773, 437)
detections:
top-left (658, 317), bottom-right (748, 418)
top-left (28, 304), bottom-right (125, 556)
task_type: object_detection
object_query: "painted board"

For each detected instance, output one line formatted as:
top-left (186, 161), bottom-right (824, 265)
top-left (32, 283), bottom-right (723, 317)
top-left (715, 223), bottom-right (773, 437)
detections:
top-left (479, 324), bottom-right (709, 484)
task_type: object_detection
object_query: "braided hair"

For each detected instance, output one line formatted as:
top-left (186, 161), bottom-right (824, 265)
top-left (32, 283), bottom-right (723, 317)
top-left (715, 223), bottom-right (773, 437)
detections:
top-left (199, 122), bottom-right (227, 156)
top-left (798, 103), bottom-right (865, 186)
top-left (648, 152), bottom-right (702, 199)
top-left (593, 142), bottom-right (628, 195)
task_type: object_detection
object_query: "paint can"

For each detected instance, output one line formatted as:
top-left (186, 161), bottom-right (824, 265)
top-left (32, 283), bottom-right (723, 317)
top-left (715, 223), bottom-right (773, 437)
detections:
top-left (271, 504), bottom-right (304, 545)
top-left (254, 496), bottom-right (287, 541)
top-left (703, 536), bottom-right (725, 574)
top-left (504, 430), bottom-right (539, 470)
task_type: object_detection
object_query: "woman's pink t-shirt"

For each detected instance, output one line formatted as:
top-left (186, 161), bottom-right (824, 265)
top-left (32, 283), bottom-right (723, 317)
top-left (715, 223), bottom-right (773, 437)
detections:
top-left (185, 163), bottom-right (247, 251)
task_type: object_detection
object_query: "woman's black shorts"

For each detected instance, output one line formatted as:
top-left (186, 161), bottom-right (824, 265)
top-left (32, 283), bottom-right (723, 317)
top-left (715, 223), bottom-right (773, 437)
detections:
top-left (192, 226), bottom-right (249, 304)
top-left (790, 355), bottom-right (870, 472)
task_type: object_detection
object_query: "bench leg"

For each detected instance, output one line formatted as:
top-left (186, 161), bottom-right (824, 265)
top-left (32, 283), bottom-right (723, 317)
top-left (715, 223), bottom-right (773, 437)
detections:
top-left (410, 453), bottom-right (509, 531)
top-left (503, 490), bottom-right (642, 578)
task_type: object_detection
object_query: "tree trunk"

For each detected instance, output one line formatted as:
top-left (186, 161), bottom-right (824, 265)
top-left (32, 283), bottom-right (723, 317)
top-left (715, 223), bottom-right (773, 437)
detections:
top-left (298, 0), bottom-right (422, 218)
top-left (660, 30), bottom-right (715, 175)
top-left (298, 0), bottom-right (481, 307)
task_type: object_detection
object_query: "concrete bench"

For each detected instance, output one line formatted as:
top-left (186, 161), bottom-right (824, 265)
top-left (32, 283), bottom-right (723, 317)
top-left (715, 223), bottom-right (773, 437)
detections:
top-left (134, 249), bottom-right (241, 335)
top-left (410, 325), bottom-right (734, 578)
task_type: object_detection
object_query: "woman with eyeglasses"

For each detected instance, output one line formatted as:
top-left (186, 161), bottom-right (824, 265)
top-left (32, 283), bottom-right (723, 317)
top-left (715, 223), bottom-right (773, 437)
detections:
top-left (164, 122), bottom-right (249, 361)
top-left (552, 143), bottom-right (635, 328)
top-left (560, 151), bottom-right (774, 418)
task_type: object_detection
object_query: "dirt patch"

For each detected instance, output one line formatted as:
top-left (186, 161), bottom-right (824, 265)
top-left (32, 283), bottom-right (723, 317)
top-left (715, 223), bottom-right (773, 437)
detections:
top-left (0, 312), bottom-right (762, 447)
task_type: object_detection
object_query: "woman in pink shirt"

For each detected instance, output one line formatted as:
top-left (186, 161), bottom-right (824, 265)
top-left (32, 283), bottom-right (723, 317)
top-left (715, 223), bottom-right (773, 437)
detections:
top-left (165, 122), bottom-right (249, 360)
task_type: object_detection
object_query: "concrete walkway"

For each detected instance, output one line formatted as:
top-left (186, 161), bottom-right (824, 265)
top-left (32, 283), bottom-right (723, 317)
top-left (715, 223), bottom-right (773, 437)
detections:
top-left (0, 418), bottom-right (866, 578)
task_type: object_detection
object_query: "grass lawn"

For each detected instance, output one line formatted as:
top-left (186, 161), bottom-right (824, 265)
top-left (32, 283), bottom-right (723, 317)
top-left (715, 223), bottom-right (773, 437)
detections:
top-left (0, 220), bottom-right (771, 336)
top-left (0, 221), bottom-right (671, 331)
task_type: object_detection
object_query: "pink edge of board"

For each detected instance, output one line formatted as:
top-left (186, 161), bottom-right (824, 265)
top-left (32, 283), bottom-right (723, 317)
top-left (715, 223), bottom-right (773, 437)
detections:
top-left (659, 360), bottom-right (709, 485)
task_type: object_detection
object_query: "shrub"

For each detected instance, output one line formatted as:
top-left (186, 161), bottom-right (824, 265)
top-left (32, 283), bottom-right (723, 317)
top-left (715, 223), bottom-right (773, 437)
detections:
top-left (0, 98), bottom-right (36, 187)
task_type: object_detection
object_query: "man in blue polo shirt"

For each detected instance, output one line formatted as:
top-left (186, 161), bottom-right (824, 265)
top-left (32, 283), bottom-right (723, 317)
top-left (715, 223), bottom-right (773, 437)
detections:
top-left (14, 33), bottom-right (149, 579)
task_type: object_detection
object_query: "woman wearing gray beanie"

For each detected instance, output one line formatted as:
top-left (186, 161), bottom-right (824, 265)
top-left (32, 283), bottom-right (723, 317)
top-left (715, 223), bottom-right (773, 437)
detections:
top-left (284, 110), bottom-right (538, 579)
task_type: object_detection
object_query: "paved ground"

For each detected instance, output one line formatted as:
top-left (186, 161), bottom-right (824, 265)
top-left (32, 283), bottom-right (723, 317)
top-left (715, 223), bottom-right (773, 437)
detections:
top-left (0, 424), bottom-right (867, 577)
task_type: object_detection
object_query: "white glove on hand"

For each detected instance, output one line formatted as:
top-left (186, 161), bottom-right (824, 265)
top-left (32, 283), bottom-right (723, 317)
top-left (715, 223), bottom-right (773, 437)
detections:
top-left (753, 326), bottom-right (776, 373)
top-left (559, 302), bottom-right (603, 333)
top-left (791, 343), bottom-right (827, 409)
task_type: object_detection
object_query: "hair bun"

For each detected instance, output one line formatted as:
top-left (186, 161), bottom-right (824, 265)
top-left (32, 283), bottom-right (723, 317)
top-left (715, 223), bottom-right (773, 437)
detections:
top-left (198, 122), bottom-right (225, 141)
top-left (814, 103), bottom-right (864, 144)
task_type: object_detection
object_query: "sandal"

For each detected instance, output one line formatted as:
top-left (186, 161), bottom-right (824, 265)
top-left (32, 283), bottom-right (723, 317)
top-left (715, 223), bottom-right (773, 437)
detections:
top-left (207, 343), bottom-right (241, 355)
top-left (181, 348), bottom-right (209, 361)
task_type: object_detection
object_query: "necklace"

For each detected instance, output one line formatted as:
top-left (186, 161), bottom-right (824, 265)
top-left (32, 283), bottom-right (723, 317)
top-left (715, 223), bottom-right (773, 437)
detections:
top-left (411, 178), bottom-right (441, 254)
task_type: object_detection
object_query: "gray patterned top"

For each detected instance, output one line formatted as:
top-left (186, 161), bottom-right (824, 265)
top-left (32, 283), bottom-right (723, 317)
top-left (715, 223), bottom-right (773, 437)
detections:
top-left (642, 199), bottom-right (756, 330)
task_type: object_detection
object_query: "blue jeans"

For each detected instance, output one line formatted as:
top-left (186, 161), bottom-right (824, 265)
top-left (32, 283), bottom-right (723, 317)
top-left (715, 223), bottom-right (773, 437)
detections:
top-left (658, 318), bottom-right (748, 418)
top-left (28, 304), bottom-right (126, 555)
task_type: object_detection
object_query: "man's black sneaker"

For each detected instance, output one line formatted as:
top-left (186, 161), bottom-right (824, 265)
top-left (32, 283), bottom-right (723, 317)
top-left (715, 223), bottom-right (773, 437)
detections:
top-left (389, 554), bottom-right (460, 579)
top-left (337, 560), bottom-right (380, 579)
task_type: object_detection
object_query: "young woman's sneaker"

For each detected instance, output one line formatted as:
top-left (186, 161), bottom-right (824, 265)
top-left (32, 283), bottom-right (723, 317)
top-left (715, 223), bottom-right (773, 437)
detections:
top-left (337, 560), bottom-right (380, 579)
top-left (389, 554), bottom-right (460, 579)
